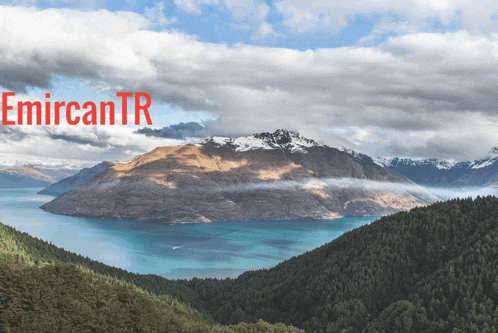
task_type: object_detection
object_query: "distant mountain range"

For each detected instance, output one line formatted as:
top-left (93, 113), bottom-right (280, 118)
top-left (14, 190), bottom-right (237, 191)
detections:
top-left (374, 156), bottom-right (498, 187)
top-left (0, 165), bottom-right (78, 189)
top-left (38, 161), bottom-right (114, 196)
top-left (0, 166), bottom-right (58, 188)
top-left (41, 130), bottom-right (437, 223)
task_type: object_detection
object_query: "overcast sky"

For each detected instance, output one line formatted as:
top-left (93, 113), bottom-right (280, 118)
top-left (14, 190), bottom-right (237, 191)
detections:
top-left (2, 0), bottom-right (498, 167)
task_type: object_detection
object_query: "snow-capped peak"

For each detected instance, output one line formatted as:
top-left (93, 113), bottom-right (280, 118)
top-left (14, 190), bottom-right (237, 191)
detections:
top-left (204, 129), bottom-right (323, 153)
top-left (340, 147), bottom-right (367, 160)
top-left (374, 157), bottom-right (461, 170)
top-left (373, 157), bottom-right (391, 168)
top-left (339, 147), bottom-right (378, 166)
top-left (469, 157), bottom-right (498, 169)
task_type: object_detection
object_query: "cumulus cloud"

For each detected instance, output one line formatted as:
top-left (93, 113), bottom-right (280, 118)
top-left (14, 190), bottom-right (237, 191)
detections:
top-left (274, 0), bottom-right (498, 36)
top-left (253, 21), bottom-right (284, 40)
top-left (275, 3), bottom-right (342, 34)
top-left (173, 0), bottom-right (276, 39)
top-left (2, 6), bottom-right (498, 162)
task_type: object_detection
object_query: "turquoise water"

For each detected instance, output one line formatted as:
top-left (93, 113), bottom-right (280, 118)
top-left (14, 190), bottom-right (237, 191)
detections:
top-left (0, 188), bottom-right (376, 279)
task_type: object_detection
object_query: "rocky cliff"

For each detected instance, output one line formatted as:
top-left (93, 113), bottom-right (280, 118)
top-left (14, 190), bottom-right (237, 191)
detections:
top-left (41, 130), bottom-right (439, 223)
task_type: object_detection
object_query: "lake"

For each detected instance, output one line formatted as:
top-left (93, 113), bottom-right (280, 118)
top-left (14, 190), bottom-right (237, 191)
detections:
top-left (0, 188), bottom-right (376, 279)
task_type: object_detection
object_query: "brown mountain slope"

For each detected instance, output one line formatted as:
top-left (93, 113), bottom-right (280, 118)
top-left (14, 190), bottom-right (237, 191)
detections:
top-left (41, 131), bottom-right (439, 223)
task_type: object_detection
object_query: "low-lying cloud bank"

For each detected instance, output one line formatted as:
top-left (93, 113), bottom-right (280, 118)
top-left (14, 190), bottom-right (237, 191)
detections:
top-left (422, 186), bottom-right (498, 201)
top-left (147, 176), bottom-right (436, 199)
top-left (148, 176), bottom-right (498, 203)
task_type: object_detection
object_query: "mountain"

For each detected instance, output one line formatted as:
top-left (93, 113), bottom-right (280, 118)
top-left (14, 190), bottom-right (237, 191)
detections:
top-left (375, 156), bottom-right (498, 187)
top-left (38, 161), bottom-right (114, 196)
top-left (0, 221), bottom-right (302, 332)
top-left (0, 166), bottom-right (55, 188)
top-left (25, 165), bottom-right (78, 182)
top-left (41, 130), bottom-right (438, 223)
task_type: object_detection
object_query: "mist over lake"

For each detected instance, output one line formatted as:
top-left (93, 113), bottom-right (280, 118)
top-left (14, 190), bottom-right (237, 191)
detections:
top-left (0, 188), bottom-right (375, 279)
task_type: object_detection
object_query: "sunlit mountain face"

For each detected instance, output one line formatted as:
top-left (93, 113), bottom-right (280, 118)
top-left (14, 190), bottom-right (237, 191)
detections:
top-left (40, 130), bottom-right (438, 223)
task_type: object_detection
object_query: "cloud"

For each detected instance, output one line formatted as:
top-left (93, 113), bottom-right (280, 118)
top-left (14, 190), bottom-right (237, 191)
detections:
top-left (253, 21), bottom-right (284, 40)
top-left (423, 186), bottom-right (498, 201)
top-left (12, 0), bottom-right (107, 9)
top-left (0, 121), bottom-right (190, 168)
top-left (0, 126), bottom-right (28, 142)
top-left (48, 131), bottom-right (111, 148)
top-left (273, 0), bottom-right (498, 36)
top-left (275, 3), bottom-right (342, 34)
top-left (0, 70), bottom-right (52, 93)
top-left (173, 0), bottom-right (219, 14)
top-left (144, 2), bottom-right (176, 27)
top-left (3, 6), bottom-right (498, 161)
top-left (173, 0), bottom-right (275, 39)
top-left (223, 0), bottom-right (269, 21)
top-left (135, 122), bottom-right (206, 139)
top-left (0, 90), bottom-right (191, 167)
top-left (174, 0), bottom-right (269, 21)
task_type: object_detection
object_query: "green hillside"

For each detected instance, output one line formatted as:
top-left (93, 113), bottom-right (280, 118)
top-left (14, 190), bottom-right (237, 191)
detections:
top-left (0, 222), bottom-right (301, 332)
top-left (184, 196), bottom-right (498, 332)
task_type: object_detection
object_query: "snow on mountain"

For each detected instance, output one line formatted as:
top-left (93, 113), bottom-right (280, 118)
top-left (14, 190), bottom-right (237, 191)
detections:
top-left (209, 136), bottom-right (233, 146)
top-left (205, 131), bottom-right (498, 188)
top-left (376, 156), bottom-right (498, 171)
top-left (339, 148), bottom-right (379, 167)
top-left (372, 157), bottom-right (390, 168)
top-left (340, 148), bottom-right (364, 160)
top-left (372, 155), bottom-right (498, 187)
top-left (374, 157), bottom-right (461, 170)
top-left (233, 136), bottom-right (273, 152)
top-left (469, 158), bottom-right (498, 169)
top-left (204, 129), bottom-right (322, 153)
top-left (434, 160), bottom-right (459, 170)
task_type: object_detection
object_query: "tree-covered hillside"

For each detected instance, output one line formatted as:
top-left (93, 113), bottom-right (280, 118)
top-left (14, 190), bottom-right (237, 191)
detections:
top-left (0, 222), bottom-right (302, 332)
top-left (184, 196), bottom-right (498, 332)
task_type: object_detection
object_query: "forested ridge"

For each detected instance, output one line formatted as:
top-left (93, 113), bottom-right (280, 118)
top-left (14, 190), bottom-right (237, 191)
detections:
top-left (3, 196), bottom-right (498, 332)
top-left (183, 196), bottom-right (498, 332)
